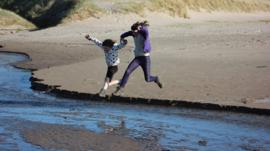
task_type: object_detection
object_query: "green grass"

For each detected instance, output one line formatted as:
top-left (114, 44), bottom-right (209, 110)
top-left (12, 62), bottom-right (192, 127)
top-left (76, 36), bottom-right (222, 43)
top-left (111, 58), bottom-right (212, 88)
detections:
top-left (99, 0), bottom-right (270, 18)
top-left (148, 0), bottom-right (270, 18)
top-left (148, 0), bottom-right (189, 18)
top-left (66, 0), bottom-right (103, 21)
top-left (0, 8), bottom-right (35, 29)
top-left (1, 0), bottom-right (270, 28)
top-left (113, 2), bottom-right (145, 16)
top-left (0, 0), bottom-right (103, 28)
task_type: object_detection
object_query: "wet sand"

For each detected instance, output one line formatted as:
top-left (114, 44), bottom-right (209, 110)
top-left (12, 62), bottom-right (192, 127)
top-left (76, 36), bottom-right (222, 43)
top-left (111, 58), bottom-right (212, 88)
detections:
top-left (22, 121), bottom-right (142, 151)
top-left (0, 12), bottom-right (270, 110)
top-left (0, 52), bottom-right (270, 150)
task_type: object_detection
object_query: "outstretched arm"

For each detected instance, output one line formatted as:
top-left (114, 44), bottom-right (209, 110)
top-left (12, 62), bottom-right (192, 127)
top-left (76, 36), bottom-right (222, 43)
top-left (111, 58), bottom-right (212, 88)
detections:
top-left (120, 31), bottom-right (133, 40)
top-left (85, 34), bottom-right (103, 48)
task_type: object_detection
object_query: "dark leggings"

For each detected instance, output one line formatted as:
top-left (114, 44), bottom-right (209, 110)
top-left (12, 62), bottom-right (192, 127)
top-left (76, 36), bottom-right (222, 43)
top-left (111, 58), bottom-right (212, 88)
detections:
top-left (106, 66), bottom-right (118, 82)
top-left (119, 56), bottom-right (157, 88)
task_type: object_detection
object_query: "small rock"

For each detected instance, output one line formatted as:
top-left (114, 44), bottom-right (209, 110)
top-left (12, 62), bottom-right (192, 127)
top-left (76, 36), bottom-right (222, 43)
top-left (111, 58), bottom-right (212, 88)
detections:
top-left (256, 65), bottom-right (267, 68)
top-left (241, 98), bottom-right (248, 104)
top-left (198, 140), bottom-right (207, 146)
top-left (241, 98), bottom-right (256, 104)
top-left (105, 128), bottom-right (114, 133)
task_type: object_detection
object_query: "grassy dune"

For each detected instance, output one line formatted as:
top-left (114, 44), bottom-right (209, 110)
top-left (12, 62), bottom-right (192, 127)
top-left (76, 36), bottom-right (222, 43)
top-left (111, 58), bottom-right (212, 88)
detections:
top-left (65, 0), bottom-right (102, 21)
top-left (0, 0), bottom-right (270, 28)
top-left (112, 2), bottom-right (145, 16)
top-left (0, 8), bottom-right (35, 29)
top-left (0, 0), bottom-right (101, 28)
top-left (148, 0), bottom-right (270, 18)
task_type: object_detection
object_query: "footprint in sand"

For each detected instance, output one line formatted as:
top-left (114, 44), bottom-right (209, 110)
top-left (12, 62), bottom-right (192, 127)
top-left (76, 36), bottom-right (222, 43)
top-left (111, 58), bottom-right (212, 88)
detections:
top-left (256, 65), bottom-right (268, 68)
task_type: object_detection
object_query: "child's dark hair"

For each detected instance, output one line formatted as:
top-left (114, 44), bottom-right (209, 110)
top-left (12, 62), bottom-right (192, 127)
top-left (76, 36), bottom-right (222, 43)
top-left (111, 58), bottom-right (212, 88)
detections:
top-left (102, 39), bottom-right (115, 48)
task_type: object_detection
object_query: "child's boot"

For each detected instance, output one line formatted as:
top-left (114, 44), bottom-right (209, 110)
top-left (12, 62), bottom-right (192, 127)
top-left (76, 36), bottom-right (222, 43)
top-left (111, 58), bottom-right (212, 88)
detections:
top-left (98, 88), bottom-right (106, 97)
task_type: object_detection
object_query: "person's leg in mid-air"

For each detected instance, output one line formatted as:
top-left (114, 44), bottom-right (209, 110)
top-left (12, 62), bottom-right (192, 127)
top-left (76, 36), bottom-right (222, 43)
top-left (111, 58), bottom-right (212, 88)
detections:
top-left (140, 56), bottom-right (163, 88)
top-left (99, 66), bottom-right (118, 96)
top-left (114, 58), bottom-right (140, 95)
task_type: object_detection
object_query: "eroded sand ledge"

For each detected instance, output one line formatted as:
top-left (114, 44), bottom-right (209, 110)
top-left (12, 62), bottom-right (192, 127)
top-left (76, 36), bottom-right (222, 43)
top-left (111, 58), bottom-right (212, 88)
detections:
top-left (1, 12), bottom-right (270, 113)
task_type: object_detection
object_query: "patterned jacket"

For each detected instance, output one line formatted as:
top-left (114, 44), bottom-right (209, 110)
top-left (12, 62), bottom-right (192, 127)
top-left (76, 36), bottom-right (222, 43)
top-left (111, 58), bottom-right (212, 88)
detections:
top-left (88, 36), bottom-right (127, 66)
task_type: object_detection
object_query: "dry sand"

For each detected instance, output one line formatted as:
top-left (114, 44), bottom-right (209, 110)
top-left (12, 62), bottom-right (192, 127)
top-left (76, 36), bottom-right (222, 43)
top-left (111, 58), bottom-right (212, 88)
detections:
top-left (1, 12), bottom-right (270, 109)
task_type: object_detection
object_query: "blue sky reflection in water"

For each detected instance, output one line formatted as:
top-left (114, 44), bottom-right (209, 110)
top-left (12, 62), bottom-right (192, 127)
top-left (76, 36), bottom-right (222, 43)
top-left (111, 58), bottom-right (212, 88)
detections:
top-left (0, 52), bottom-right (270, 151)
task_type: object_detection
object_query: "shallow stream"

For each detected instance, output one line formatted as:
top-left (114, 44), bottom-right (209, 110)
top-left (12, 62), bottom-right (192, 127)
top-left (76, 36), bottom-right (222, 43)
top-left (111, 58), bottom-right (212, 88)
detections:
top-left (0, 53), bottom-right (269, 151)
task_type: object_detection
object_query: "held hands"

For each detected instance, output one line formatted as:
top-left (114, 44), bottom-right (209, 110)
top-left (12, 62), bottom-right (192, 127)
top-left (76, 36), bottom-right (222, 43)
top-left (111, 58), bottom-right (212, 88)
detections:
top-left (121, 38), bottom-right (132, 52)
top-left (121, 38), bottom-right (128, 45)
top-left (85, 34), bottom-right (92, 40)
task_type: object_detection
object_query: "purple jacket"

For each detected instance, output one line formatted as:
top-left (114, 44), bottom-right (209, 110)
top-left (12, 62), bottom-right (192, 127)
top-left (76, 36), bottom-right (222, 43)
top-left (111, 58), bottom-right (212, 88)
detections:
top-left (121, 26), bottom-right (151, 53)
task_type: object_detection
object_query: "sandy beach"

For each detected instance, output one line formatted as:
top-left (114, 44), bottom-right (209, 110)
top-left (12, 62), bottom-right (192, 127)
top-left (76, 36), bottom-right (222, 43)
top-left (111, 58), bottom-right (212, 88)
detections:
top-left (1, 12), bottom-right (270, 110)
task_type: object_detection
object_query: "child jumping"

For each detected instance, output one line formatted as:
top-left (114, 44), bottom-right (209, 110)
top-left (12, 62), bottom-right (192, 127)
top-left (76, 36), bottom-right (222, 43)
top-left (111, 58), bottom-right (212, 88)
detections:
top-left (85, 34), bottom-right (127, 96)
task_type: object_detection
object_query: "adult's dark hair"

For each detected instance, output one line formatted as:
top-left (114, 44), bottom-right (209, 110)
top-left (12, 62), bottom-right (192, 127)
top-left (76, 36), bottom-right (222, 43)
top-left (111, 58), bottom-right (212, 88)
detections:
top-left (130, 20), bottom-right (149, 31)
top-left (102, 39), bottom-right (115, 47)
top-left (140, 20), bottom-right (149, 26)
top-left (131, 21), bottom-right (140, 31)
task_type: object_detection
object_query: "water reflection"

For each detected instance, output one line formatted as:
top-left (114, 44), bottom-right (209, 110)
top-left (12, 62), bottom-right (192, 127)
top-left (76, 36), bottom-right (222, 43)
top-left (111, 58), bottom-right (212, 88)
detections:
top-left (0, 52), bottom-right (270, 151)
